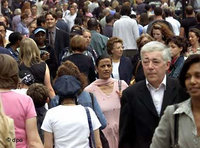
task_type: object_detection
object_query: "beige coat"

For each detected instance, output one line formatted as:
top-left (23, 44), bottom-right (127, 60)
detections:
top-left (150, 99), bottom-right (200, 148)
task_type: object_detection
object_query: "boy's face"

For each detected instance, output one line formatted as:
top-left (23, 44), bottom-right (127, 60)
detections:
top-left (34, 32), bottom-right (46, 45)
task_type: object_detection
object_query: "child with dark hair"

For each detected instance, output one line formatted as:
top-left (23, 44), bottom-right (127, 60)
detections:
top-left (27, 83), bottom-right (49, 143)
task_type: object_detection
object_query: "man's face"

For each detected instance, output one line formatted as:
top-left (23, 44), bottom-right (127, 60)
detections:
top-left (142, 51), bottom-right (170, 88)
top-left (70, 7), bottom-right (76, 15)
top-left (46, 14), bottom-right (57, 29)
top-left (31, 6), bottom-right (37, 15)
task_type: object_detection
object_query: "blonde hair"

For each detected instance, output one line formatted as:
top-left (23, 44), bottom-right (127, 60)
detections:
top-left (19, 38), bottom-right (41, 67)
top-left (0, 100), bottom-right (12, 147)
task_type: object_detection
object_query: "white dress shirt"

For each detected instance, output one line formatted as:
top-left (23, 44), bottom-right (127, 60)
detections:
top-left (146, 75), bottom-right (167, 116)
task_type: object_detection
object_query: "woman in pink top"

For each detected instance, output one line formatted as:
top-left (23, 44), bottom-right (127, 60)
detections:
top-left (85, 55), bottom-right (128, 148)
top-left (0, 54), bottom-right (43, 148)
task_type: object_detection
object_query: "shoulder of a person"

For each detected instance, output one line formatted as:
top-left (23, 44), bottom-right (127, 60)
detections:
top-left (123, 80), bottom-right (145, 93)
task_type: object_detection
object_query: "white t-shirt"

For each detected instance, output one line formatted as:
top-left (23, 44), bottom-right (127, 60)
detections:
top-left (41, 105), bottom-right (101, 148)
top-left (112, 62), bottom-right (120, 80)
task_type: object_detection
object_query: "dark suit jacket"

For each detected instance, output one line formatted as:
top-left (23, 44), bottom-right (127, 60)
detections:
top-left (119, 77), bottom-right (188, 148)
top-left (56, 19), bottom-right (70, 33)
top-left (119, 56), bottom-right (133, 84)
top-left (46, 27), bottom-right (70, 64)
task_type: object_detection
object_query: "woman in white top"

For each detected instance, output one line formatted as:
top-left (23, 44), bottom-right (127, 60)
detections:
top-left (42, 75), bottom-right (102, 148)
top-left (106, 37), bottom-right (133, 84)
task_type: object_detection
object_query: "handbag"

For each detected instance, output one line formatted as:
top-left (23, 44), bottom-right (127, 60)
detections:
top-left (130, 60), bottom-right (141, 86)
top-left (171, 104), bottom-right (179, 148)
top-left (85, 107), bottom-right (96, 148)
top-left (89, 93), bottom-right (110, 148)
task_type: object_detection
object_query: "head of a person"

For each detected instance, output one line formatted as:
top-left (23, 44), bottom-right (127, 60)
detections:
top-left (9, 32), bottom-right (23, 47)
top-left (96, 54), bottom-right (112, 80)
top-left (137, 33), bottom-right (154, 52)
top-left (179, 54), bottom-right (200, 99)
top-left (45, 12), bottom-right (57, 29)
top-left (0, 54), bottom-right (19, 89)
top-left (27, 83), bottom-right (49, 108)
top-left (72, 2), bottom-right (78, 11)
top-left (31, 5), bottom-right (37, 15)
top-left (83, 29), bottom-right (91, 46)
top-left (70, 25), bottom-right (83, 38)
top-left (69, 5), bottom-right (76, 15)
top-left (54, 75), bottom-right (81, 104)
top-left (19, 38), bottom-right (41, 67)
top-left (139, 13), bottom-right (149, 26)
top-left (14, 8), bottom-right (21, 16)
top-left (56, 60), bottom-right (88, 91)
top-left (21, 13), bottom-right (29, 25)
top-left (37, 15), bottom-right (46, 28)
top-left (140, 41), bottom-right (171, 88)
top-left (185, 5), bottom-right (194, 16)
top-left (107, 37), bottom-right (123, 58)
top-left (29, 21), bottom-right (37, 34)
top-left (0, 22), bottom-right (6, 40)
top-left (120, 4), bottom-right (131, 16)
top-left (106, 14), bottom-right (114, 24)
top-left (70, 35), bottom-right (87, 53)
top-left (63, 3), bottom-right (69, 11)
top-left (154, 7), bottom-right (163, 17)
top-left (166, 36), bottom-right (188, 58)
top-left (2, 0), bottom-right (8, 8)
top-left (33, 27), bottom-right (46, 46)
top-left (0, 15), bottom-right (9, 27)
top-left (188, 28), bottom-right (200, 46)
top-left (18, 70), bottom-right (35, 88)
top-left (151, 23), bottom-right (174, 43)
top-left (87, 17), bottom-right (98, 30)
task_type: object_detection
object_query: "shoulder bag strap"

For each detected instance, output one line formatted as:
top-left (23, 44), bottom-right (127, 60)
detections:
top-left (118, 80), bottom-right (122, 92)
top-left (85, 107), bottom-right (96, 148)
top-left (134, 60), bottom-right (141, 76)
top-left (174, 104), bottom-right (179, 148)
top-left (89, 93), bottom-right (94, 109)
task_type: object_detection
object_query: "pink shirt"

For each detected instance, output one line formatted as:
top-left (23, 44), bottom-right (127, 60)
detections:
top-left (85, 78), bottom-right (128, 148)
top-left (0, 91), bottom-right (36, 148)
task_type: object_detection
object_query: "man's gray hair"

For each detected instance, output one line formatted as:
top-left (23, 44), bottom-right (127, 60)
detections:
top-left (140, 41), bottom-right (171, 62)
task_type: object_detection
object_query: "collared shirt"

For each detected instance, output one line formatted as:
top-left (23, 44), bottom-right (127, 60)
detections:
top-left (174, 99), bottom-right (200, 147)
top-left (146, 75), bottom-right (167, 116)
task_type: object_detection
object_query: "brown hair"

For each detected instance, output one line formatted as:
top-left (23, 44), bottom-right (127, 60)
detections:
top-left (107, 37), bottom-right (123, 55)
top-left (137, 33), bottom-right (154, 51)
top-left (27, 83), bottom-right (49, 108)
top-left (151, 22), bottom-right (174, 43)
top-left (70, 35), bottom-right (87, 52)
top-left (0, 54), bottom-right (19, 89)
top-left (55, 60), bottom-right (88, 91)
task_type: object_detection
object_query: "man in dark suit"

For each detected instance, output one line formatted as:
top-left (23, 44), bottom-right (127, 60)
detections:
top-left (45, 12), bottom-right (70, 64)
top-left (119, 41), bottom-right (187, 148)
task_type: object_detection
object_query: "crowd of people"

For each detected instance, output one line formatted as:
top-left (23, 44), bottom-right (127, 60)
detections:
top-left (0, 0), bottom-right (200, 148)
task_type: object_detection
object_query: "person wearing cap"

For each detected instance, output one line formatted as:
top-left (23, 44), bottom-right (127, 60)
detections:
top-left (33, 26), bottom-right (58, 78)
top-left (41, 75), bottom-right (102, 148)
